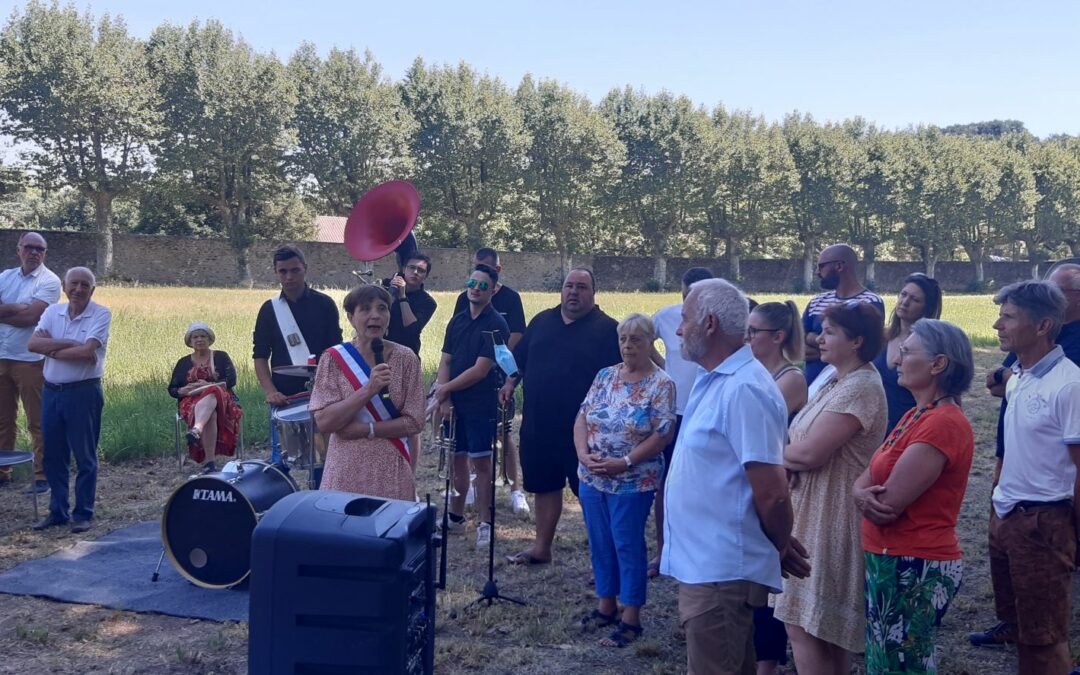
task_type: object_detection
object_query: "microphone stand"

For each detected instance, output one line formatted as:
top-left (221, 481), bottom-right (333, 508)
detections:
top-left (461, 398), bottom-right (525, 611)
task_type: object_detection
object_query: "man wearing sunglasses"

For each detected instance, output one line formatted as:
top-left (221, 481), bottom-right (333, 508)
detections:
top-left (453, 248), bottom-right (529, 516)
top-left (0, 232), bottom-right (61, 492)
top-left (802, 244), bottom-right (884, 384)
top-left (433, 264), bottom-right (510, 549)
top-left (386, 253), bottom-right (438, 358)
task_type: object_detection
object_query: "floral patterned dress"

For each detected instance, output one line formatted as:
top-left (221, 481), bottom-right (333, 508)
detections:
top-left (177, 357), bottom-right (243, 463)
top-left (577, 364), bottom-right (676, 494)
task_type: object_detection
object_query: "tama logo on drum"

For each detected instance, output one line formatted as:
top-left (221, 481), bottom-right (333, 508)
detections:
top-left (191, 489), bottom-right (237, 503)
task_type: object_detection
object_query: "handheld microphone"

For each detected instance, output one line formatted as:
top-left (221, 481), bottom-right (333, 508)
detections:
top-left (371, 338), bottom-right (392, 404)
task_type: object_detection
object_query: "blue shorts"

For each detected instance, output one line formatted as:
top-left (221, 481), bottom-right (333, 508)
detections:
top-left (454, 413), bottom-right (494, 458)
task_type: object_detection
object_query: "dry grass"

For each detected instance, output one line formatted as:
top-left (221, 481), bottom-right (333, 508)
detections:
top-left (0, 286), bottom-right (1067, 674)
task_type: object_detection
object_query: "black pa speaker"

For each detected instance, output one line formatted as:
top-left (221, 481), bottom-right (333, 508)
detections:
top-left (248, 491), bottom-right (436, 674)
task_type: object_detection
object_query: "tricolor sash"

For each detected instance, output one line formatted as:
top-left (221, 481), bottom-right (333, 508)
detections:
top-left (326, 341), bottom-right (411, 465)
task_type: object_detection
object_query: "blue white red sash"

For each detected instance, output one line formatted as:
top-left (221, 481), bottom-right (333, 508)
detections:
top-left (326, 342), bottom-right (411, 465)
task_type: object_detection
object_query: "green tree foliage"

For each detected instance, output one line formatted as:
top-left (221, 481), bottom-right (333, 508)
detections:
top-left (1024, 138), bottom-right (1080, 263)
top-left (942, 119), bottom-right (1028, 139)
top-left (288, 44), bottom-right (416, 215)
top-left (601, 87), bottom-right (711, 286)
top-left (401, 59), bottom-right (529, 252)
top-left (780, 113), bottom-right (850, 290)
top-left (147, 20), bottom-right (307, 284)
top-left (515, 76), bottom-right (625, 274)
top-left (699, 108), bottom-right (794, 280)
top-left (0, 0), bottom-right (160, 274)
top-left (840, 121), bottom-right (897, 285)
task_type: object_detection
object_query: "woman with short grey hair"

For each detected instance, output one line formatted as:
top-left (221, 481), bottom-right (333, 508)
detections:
top-left (574, 312), bottom-right (675, 647)
top-left (853, 318), bottom-right (975, 672)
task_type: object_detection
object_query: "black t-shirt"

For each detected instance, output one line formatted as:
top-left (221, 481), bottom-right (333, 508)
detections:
top-left (387, 287), bottom-right (438, 357)
top-left (453, 284), bottom-right (526, 337)
top-left (252, 286), bottom-right (343, 396)
top-left (441, 303), bottom-right (510, 416)
top-left (513, 305), bottom-right (621, 455)
top-left (996, 318), bottom-right (1080, 458)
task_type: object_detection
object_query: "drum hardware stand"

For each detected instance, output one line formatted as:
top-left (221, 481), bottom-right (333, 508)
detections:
top-left (461, 401), bottom-right (525, 611)
top-left (151, 549), bottom-right (165, 582)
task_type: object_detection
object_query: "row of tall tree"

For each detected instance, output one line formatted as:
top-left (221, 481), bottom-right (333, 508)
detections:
top-left (2, 2), bottom-right (1079, 287)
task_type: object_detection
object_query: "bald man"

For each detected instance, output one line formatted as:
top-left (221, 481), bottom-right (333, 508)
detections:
top-left (0, 232), bottom-right (61, 492)
top-left (801, 244), bottom-right (884, 384)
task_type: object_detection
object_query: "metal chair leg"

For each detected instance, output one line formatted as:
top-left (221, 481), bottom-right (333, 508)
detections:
top-left (174, 413), bottom-right (184, 471)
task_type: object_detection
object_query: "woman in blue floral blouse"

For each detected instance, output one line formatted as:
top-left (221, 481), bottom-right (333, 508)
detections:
top-left (574, 313), bottom-right (676, 648)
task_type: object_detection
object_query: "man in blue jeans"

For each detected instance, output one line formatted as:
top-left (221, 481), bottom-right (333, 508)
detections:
top-left (28, 267), bottom-right (111, 534)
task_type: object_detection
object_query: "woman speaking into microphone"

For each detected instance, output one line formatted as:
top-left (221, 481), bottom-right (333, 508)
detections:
top-left (309, 285), bottom-right (425, 501)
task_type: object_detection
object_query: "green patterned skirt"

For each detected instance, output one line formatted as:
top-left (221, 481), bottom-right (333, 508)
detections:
top-left (864, 553), bottom-right (963, 674)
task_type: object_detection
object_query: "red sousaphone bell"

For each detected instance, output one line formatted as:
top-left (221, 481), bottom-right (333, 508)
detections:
top-left (343, 180), bottom-right (420, 266)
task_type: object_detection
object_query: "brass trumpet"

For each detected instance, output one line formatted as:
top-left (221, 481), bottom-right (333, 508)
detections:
top-left (432, 407), bottom-right (456, 478)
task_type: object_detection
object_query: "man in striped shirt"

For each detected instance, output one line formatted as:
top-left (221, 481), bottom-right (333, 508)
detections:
top-left (801, 244), bottom-right (884, 384)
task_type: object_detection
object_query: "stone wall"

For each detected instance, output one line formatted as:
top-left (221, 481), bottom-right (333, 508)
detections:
top-left (2, 229), bottom-right (1043, 293)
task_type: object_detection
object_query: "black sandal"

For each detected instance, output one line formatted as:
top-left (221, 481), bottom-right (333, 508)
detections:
top-left (580, 609), bottom-right (618, 632)
top-left (600, 621), bottom-right (642, 648)
top-left (186, 428), bottom-right (201, 446)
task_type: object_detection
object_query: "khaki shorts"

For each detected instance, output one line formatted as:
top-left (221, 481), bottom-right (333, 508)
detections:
top-left (989, 505), bottom-right (1076, 646)
top-left (679, 580), bottom-right (770, 675)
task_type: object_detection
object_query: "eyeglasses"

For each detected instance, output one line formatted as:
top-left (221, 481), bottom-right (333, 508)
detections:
top-left (746, 327), bottom-right (782, 338)
top-left (817, 260), bottom-right (842, 271)
top-left (466, 279), bottom-right (490, 291)
top-left (898, 346), bottom-right (937, 360)
top-left (21, 245), bottom-right (46, 253)
top-left (405, 264), bottom-right (428, 275)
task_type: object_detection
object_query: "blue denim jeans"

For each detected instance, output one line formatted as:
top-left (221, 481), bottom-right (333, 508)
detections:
top-left (42, 379), bottom-right (103, 523)
top-left (579, 481), bottom-right (655, 608)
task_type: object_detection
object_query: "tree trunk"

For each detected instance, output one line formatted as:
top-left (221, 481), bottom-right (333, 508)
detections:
top-left (92, 192), bottom-right (114, 276)
top-left (802, 242), bottom-right (816, 292)
top-left (1068, 239), bottom-right (1080, 257)
top-left (862, 241), bottom-right (877, 287)
top-left (235, 244), bottom-right (253, 288)
top-left (653, 255), bottom-right (667, 290)
top-left (926, 256), bottom-right (937, 278)
top-left (726, 235), bottom-right (741, 281)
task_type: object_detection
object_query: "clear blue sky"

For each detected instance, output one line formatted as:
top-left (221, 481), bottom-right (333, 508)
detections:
top-left (3, 0), bottom-right (1079, 137)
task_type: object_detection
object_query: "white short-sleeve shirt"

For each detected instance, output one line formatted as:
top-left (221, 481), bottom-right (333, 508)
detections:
top-left (35, 300), bottom-right (111, 384)
top-left (652, 303), bottom-right (698, 414)
top-left (993, 346), bottom-right (1080, 517)
top-left (0, 263), bottom-right (61, 362)
top-left (661, 344), bottom-right (788, 591)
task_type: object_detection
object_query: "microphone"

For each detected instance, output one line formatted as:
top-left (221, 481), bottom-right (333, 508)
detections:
top-left (371, 338), bottom-right (392, 404)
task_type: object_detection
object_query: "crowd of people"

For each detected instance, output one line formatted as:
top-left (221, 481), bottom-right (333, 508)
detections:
top-left (4, 230), bottom-right (1080, 674)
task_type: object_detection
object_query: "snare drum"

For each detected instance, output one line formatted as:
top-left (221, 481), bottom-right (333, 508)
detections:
top-left (273, 398), bottom-right (317, 469)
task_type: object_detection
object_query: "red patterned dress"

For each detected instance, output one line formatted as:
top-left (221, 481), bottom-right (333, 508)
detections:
top-left (170, 351), bottom-right (244, 463)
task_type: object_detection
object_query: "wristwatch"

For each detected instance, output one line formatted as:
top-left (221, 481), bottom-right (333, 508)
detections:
top-left (623, 455), bottom-right (633, 468)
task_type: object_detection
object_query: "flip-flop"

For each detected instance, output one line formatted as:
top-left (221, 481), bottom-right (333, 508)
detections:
top-left (504, 550), bottom-right (551, 566)
top-left (580, 609), bottom-right (618, 632)
top-left (600, 621), bottom-right (643, 648)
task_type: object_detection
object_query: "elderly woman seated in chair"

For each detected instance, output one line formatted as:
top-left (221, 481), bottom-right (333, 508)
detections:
top-left (168, 322), bottom-right (244, 472)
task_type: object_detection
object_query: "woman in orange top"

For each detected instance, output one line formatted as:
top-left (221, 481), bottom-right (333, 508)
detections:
top-left (852, 318), bottom-right (975, 673)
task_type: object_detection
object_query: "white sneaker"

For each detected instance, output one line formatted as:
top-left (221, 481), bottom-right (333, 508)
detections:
top-left (510, 490), bottom-right (530, 517)
top-left (476, 522), bottom-right (491, 548)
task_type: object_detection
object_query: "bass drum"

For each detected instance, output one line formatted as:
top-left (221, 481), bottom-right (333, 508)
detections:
top-left (162, 460), bottom-right (298, 589)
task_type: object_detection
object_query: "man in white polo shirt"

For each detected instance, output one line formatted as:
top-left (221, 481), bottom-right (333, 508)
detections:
top-left (28, 267), bottom-right (111, 534)
top-left (661, 278), bottom-right (808, 674)
top-left (988, 280), bottom-right (1080, 675)
top-left (0, 232), bottom-right (60, 493)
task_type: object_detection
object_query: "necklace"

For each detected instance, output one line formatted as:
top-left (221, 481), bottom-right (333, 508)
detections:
top-left (880, 395), bottom-right (953, 452)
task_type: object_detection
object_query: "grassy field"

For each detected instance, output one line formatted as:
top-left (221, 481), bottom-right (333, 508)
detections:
top-left (14, 286), bottom-right (1005, 461)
